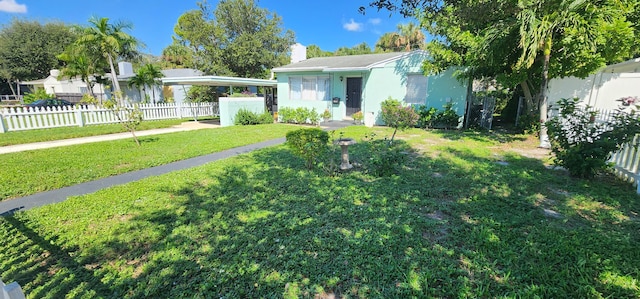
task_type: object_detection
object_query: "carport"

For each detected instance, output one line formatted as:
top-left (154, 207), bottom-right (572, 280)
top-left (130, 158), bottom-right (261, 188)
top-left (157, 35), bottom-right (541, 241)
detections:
top-left (161, 75), bottom-right (278, 126)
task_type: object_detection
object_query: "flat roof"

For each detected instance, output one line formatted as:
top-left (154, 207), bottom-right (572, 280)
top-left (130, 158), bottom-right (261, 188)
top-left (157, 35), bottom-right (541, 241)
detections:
top-left (162, 75), bottom-right (277, 87)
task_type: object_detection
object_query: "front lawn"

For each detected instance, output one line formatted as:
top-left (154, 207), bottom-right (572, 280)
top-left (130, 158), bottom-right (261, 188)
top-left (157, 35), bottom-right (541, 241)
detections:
top-left (0, 127), bottom-right (638, 298)
top-left (0, 124), bottom-right (297, 200)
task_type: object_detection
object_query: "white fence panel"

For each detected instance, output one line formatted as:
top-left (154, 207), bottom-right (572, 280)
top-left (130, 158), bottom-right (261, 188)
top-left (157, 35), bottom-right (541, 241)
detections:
top-left (593, 108), bottom-right (640, 190)
top-left (0, 102), bottom-right (220, 133)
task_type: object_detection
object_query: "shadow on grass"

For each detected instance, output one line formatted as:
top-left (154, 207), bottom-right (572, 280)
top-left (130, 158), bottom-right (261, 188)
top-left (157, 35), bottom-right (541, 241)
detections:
top-left (1, 136), bottom-right (638, 298)
top-left (1, 216), bottom-right (113, 298)
top-left (432, 128), bottom-right (529, 144)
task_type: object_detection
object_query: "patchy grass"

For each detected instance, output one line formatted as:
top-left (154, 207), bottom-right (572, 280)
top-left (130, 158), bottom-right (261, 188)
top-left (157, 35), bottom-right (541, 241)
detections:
top-left (0, 118), bottom-right (216, 146)
top-left (0, 127), bottom-right (638, 298)
top-left (0, 124), bottom-right (296, 200)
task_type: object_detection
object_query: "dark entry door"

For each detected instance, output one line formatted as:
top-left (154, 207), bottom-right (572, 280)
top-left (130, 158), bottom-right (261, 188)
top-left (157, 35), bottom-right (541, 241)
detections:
top-left (346, 77), bottom-right (362, 116)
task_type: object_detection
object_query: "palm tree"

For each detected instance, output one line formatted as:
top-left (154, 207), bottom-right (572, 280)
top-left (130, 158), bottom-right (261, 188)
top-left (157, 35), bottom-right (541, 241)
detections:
top-left (77, 17), bottom-right (138, 100)
top-left (57, 44), bottom-right (103, 99)
top-left (397, 23), bottom-right (426, 51)
top-left (129, 64), bottom-right (164, 104)
top-left (142, 64), bottom-right (164, 104)
top-left (128, 68), bottom-right (148, 102)
top-left (515, 0), bottom-right (591, 148)
top-left (375, 23), bottom-right (426, 52)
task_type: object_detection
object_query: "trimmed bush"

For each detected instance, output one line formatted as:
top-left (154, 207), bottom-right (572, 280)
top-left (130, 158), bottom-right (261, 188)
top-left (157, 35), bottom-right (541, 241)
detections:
top-left (278, 107), bottom-right (320, 125)
top-left (285, 128), bottom-right (329, 169)
top-left (234, 109), bottom-right (273, 125)
top-left (380, 97), bottom-right (419, 143)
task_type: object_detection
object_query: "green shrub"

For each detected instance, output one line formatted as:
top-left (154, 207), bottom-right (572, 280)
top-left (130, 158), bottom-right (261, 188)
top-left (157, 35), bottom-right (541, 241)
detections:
top-left (23, 88), bottom-right (55, 104)
top-left (278, 107), bottom-right (320, 125)
top-left (547, 98), bottom-right (640, 178)
top-left (358, 133), bottom-right (412, 177)
top-left (416, 106), bottom-right (438, 128)
top-left (380, 97), bottom-right (419, 143)
top-left (433, 103), bottom-right (460, 129)
top-left (286, 128), bottom-right (329, 169)
top-left (234, 109), bottom-right (273, 125)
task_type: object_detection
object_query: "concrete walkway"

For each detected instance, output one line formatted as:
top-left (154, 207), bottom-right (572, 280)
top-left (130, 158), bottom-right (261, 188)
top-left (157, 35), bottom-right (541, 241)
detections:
top-left (0, 120), bottom-right (220, 154)
top-left (0, 120), bottom-right (353, 216)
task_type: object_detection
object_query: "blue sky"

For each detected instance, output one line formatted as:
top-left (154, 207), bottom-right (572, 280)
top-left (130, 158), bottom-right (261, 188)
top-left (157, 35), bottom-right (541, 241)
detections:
top-left (0, 0), bottom-right (415, 56)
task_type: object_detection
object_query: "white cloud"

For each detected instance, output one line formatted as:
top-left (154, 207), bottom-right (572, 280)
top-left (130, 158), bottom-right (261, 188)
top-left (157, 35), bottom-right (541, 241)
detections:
top-left (0, 0), bottom-right (27, 13)
top-left (343, 19), bottom-right (363, 32)
top-left (368, 18), bottom-right (381, 25)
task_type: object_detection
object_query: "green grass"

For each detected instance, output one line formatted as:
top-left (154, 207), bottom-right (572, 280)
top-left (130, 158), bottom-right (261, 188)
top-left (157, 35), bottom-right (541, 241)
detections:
top-left (1, 127), bottom-right (639, 298)
top-left (0, 119), bottom-right (208, 146)
top-left (0, 124), bottom-right (296, 200)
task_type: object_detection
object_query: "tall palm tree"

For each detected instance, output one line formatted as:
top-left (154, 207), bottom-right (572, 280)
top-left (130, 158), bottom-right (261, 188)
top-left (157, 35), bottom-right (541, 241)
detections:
top-left (77, 17), bottom-right (138, 99)
top-left (515, 0), bottom-right (590, 147)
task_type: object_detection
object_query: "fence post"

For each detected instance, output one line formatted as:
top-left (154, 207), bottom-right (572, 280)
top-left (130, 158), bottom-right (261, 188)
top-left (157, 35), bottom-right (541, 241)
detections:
top-left (75, 107), bottom-right (84, 127)
top-left (176, 102), bottom-right (182, 119)
top-left (0, 113), bottom-right (6, 133)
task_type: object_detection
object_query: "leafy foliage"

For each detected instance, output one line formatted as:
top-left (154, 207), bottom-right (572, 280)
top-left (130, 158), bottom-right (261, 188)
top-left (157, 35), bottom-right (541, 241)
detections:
top-left (234, 109), bottom-right (274, 125)
top-left (0, 20), bottom-right (76, 94)
top-left (433, 103), bottom-right (460, 129)
top-left (285, 128), bottom-right (329, 169)
top-left (128, 64), bottom-right (163, 103)
top-left (76, 17), bottom-right (139, 94)
top-left (22, 89), bottom-right (55, 104)
top-left (380, 97), bottom-right (419, 142)
top-left (352, 111), bottom-right (364, 122)
top-left (546, 98), bottom-right (640, 178)
top-left (416, 105), bottom-right (438, 128)
top-left (375, 22), bottom-right (425, 52)
top-left (171, 0), bottom-right (295, 78)
top-left (278, 107), bottom-right (320, 125)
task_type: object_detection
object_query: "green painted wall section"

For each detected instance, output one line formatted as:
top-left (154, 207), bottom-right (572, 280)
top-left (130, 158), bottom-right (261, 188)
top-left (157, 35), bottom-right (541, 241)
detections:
top-left (219, 97), bottom-right (265, 127)
top-left (275, 52), bottom-right (468, 125)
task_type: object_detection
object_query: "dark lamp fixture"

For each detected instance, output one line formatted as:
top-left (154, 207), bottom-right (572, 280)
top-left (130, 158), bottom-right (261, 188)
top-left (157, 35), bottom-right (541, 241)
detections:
top-left (339, 76), bottom-right (343, 82)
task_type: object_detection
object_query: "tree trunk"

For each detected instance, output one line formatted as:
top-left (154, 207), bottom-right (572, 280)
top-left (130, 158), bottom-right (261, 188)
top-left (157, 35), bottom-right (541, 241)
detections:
top-left (519, 80), bottom-right (535, 114)
top-left (84, 78), bottom-right (96, 99)
top-left (538, 37), bottom-right (552, 148)
top-left (151, 86), bottom-right (156, 104)
top-left (107, 53), bottom-right (122, 100)
top-left (8, 79), bottom-right (17, 98)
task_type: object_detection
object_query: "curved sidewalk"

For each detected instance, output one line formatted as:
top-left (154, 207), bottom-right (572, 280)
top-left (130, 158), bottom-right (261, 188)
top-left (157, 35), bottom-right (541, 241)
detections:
top-left (0, 121), bottom-right (353, 216)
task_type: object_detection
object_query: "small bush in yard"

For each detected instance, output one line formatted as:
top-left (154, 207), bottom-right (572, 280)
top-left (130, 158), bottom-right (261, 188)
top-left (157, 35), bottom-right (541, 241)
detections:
top-left (357, 133), bottom-right (411, 177)
top-left (547, 98), bottom-right (640, 178)
top-left (278, 107), bottom-right (320, 125)
top-left (380, 97), bottom-right (419, 143)
top-left (286, 128), bottom-right (329, 169)
top-left (434, 103), bottom-right (461, 129)
top-left (234, 109), bottom-right (273, 125)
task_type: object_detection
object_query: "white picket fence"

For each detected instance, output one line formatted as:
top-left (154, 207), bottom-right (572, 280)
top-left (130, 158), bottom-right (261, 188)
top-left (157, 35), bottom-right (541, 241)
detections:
top-left (0, 103), bottom-right (219, 133)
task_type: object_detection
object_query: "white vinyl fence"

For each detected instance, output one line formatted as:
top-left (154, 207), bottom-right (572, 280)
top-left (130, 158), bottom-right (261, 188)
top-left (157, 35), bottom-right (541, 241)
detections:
top-left (589, 108), bottom-right (639, 193)
top-left (0, 102), bottom-right (219, 133)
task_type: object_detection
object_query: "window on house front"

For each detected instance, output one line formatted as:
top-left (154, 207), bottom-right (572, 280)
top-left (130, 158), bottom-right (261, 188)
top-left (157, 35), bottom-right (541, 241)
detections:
top-left (405, 74), bottom-right (428, 105)
top-left (289, 76), bottom-right (331, 101)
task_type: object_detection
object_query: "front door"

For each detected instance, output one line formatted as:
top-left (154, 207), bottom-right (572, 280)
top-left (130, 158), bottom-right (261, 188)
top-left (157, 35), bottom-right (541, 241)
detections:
top-left (346, 77), bottom-right (362, 116)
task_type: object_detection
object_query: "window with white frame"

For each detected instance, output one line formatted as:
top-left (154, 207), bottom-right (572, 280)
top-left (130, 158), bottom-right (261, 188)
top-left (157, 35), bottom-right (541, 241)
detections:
top-left (289, 75), bottom-right (331, 101)
top-left (405, 74), bottom-right (428, 105)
